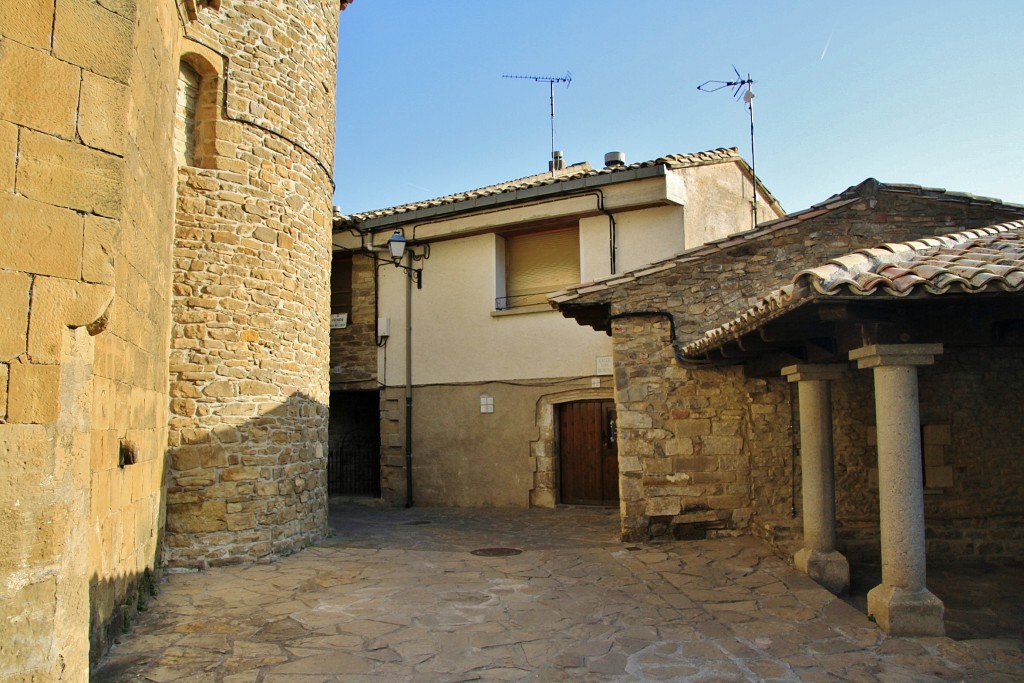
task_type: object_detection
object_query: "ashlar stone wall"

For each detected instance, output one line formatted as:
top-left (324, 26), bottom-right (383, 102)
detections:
top-left (1, 0), bottom-right (181, 674)
top-left (2, 0), bottom-right (344, 673)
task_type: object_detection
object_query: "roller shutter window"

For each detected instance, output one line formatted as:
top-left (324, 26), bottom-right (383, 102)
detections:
top-left (505, 227), bottom-right (580, 308)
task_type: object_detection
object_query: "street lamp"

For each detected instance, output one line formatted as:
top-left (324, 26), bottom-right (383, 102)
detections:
top-left (384, 230), bottom-right (427, 289)
top-left (387, 230), bottom-right (407, 261)
top-left (376, 229), bottom-right (430, 509)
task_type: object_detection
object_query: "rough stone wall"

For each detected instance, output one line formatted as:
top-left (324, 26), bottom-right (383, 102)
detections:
top-left (612, 316), bottom-right (793, 541)
top-left (0, 0), bottom-right (181, 674)
top-left (606, 193), bottom-right (1024, 543)
top-left (827, 347), bottom-right (1024, 564)
top-left (330, 252), bottom-right (377, 389)
top-left (165, 0), bottom-right (338, 567)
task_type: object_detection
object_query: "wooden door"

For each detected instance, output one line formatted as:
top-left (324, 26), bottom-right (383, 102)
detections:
top-left (559, 400), bottom-right (618, 506)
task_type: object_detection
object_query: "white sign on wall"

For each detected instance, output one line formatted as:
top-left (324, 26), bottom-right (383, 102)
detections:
top-left (330, 313), bottom-right (349, 329)
top-left (595, 356), bottom-right (613, 376)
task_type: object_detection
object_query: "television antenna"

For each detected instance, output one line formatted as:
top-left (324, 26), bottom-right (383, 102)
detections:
top-left (698, 65), bottom-right (760, 227)
top-left (503, 72), bottom-right (572, 173)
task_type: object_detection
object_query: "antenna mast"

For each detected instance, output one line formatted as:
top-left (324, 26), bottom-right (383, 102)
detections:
top-left (698, 66), bottom-right (759, 227)
top-left (503, 72), bottom-right (572, 173)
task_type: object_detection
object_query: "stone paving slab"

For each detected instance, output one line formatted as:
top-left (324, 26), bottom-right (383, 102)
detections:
top-left (93, 504), bottom-right (1024, 681)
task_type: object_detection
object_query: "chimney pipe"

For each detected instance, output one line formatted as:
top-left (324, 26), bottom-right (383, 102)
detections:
top-left (604, 151), bottom-right (626, 168)
top-left (549, 150), bottom-right (565, 173)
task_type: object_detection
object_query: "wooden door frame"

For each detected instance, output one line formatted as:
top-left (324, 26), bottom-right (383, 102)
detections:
top-left (557, 398), bottom-right (618, 506)
top-left (529, 388), bottom-right (614, 508)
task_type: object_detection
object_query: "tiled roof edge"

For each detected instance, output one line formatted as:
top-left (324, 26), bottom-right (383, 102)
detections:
top-left (681, 219), bottom-right (1024, 358)
top-left (334, 148), bottom-right (742, 227)
top-left (551, 180), bottom-right (1024, 307)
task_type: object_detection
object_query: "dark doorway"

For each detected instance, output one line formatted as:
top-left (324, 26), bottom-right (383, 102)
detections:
top-left (328, 390), bottom-right (380, 497)
top-left (559, 399), bottom-right (618, 506)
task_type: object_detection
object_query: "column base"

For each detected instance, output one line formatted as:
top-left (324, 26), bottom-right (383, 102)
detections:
top-left (794, 548), bottom-right (850, 596)
top-left (867, 583), bottom-right (945, 636)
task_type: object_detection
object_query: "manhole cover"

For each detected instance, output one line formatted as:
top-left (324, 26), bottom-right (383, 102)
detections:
top-left (403, 520), bottom-right (431, 526)
top-left (470, 547), bottom-right (522, 557)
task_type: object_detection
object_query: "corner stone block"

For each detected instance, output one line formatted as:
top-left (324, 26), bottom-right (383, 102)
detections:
top-left (0, 194), bottom-right (84, 279)
top-left (0, 38), bottom-right (80, 138)
top-left (28, 277), bottom-right (114, 364)
top-left (17, 129), bottom-right (123, 218)
top-left (645, 496), bottom-right (682, 517)
top-left (618, 410), bottom-right (653, 429)
top-left (0, 270), bottom-right (31, 361)
top-left (53, 0), bottom-right (133, 84)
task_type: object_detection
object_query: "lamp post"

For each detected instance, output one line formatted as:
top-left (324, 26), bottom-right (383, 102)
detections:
top-left (378, 230), bottom-right (428, 507)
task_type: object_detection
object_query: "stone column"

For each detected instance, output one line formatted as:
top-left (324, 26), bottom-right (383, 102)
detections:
top-left (782, 364), bottom-right (849, 595)
top-left (849, 343), bottom-right (944, 636)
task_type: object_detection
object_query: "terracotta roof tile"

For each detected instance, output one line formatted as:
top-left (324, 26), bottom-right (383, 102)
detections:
top-left (798, 221), bottom-right (1024, 296)
top-left (682, 220), bottom-right (1024, 357)
top-left (335, 148), bottom-right (756, 226)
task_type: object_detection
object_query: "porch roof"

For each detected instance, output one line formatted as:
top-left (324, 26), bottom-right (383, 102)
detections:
top-left (682, 220), bottom-right (1024, 367)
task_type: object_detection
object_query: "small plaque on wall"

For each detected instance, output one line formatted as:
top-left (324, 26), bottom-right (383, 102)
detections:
top-left (596, 356), bottom-right (613, 375)
top-left (330, 313), bottom-right (349, 329)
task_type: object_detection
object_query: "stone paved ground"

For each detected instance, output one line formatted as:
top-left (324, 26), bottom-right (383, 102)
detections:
top-left (93, 503), bottom-right (1024, 682)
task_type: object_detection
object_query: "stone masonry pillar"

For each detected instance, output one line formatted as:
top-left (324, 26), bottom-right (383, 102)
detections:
top-left (849, 343), bottom-right (944, 636)
top-left (782, 364), bottom-right (849, 595)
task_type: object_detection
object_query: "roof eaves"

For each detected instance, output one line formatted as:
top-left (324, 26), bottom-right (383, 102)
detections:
top-left (682, 220), bottom-right (1024, 359)
top-left (332, 147), bottom-right (751, 233)
top-left (336, 163), bottom-right (671, 233)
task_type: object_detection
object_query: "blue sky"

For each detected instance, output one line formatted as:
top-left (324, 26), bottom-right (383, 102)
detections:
top-left (333, 1), bottom-right (1023, 217)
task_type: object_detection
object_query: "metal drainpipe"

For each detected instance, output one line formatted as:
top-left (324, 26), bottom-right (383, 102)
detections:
top-left (588, 189), bottom-right (617, 276)
top-left (404, 257), bottom-right (414, 507)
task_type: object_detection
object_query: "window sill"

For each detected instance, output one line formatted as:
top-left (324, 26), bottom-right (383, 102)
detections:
top-left (490, 304), bottom-right (557, 318)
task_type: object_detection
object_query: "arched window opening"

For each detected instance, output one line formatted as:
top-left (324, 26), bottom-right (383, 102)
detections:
top-left (174, 60), bottom-right (201, 167)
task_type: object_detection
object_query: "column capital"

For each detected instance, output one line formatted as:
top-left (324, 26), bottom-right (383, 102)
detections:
top-left (781, 363), bottom-right (847, 383)
top-left (849, 344), bottom-right (943, 369)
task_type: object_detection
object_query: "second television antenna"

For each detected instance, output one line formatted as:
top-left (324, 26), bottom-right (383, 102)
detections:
top-left (698, 65), bottom-right (759, 227)
top-left (503, 72), bottom-right (572, 172)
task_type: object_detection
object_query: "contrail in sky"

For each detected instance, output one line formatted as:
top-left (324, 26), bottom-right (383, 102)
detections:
top-left (820, 31), bottom-right (833, 60)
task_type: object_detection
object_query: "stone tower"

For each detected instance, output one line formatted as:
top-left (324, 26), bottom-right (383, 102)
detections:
top-left (164, 1), bottom-right (340, 566)
top-left (1, 0), bottom-right (346, 672)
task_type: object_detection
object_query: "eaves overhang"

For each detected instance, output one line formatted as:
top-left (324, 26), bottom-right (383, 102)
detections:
top-left (334, 164), bottom-right (670, 235)
top-left (679, 221), bottom-right (1024, 373)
